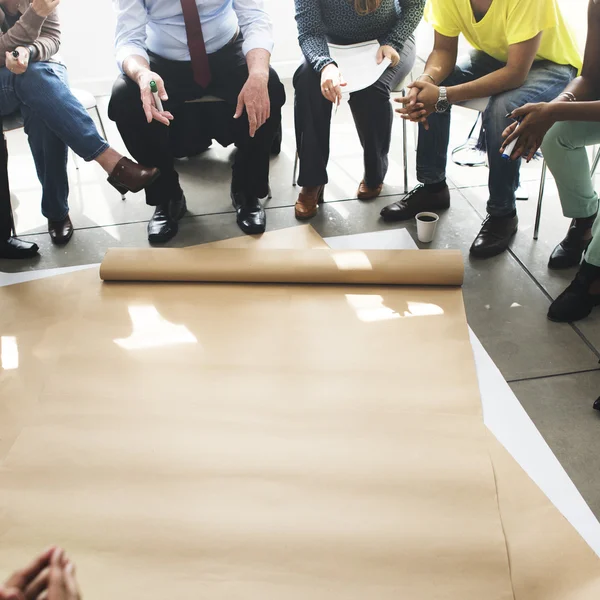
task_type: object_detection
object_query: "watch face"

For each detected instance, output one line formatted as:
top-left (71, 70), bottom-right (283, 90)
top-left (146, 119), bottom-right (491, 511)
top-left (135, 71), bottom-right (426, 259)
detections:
top-left (436, 99), bottom-right (450, 113)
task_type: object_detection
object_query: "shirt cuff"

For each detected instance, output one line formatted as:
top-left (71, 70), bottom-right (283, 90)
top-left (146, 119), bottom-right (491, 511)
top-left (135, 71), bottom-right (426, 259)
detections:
top-left (241, 35), bottom-right (274, 56)
top-left (116, 45), bottom-right (150, 73)
top-left (313, 56), bottom-right (335, 73)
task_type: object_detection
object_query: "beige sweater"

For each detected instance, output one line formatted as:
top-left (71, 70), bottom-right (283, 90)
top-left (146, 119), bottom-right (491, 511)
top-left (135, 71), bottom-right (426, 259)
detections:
top-left (0, 0), bottom-right (60, 67)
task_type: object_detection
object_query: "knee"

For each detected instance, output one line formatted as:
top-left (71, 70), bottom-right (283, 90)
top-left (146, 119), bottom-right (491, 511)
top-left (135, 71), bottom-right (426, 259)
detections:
top-left (350, 81), bottom-right (389, 106)
top-left (108, 75), bottom-right (140, 122)
top-left (482, 95), bottom-right (515, 137)
top-left (293, 60), bottom-right (319, 98)
top-left (542, 121), bottom-right (578, 155)
top-left (267, 68), bottom-right (286, 111)
top-left (16, 62), bottom-right (61, 94)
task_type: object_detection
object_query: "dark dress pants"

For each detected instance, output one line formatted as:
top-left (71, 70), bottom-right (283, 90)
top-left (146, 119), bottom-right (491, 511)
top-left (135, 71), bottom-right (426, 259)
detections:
top-left (108, 37), bottom-right (286, 206)
top-left (293, 37), bottom-right (416, 189)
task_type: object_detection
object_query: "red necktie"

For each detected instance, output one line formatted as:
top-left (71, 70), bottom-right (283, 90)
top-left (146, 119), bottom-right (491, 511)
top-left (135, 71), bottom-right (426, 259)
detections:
top-left (180, 0), bottom-right (212, 88)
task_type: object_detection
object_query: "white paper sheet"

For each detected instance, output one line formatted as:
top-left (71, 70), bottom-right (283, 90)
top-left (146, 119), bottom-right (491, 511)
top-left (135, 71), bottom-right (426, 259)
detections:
top-left (328, 40), bottom-right (391, 95)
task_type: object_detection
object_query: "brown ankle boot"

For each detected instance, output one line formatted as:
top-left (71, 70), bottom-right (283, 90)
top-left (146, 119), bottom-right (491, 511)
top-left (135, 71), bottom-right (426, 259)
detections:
top-left (295, 186), bottom-right (324, 220)
top-left (107, 157), bottom-right (160, 195)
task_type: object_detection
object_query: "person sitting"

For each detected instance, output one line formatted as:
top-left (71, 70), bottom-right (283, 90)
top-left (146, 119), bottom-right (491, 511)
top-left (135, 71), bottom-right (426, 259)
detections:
top-left (0, 546), bottom-right (80, 600)
top-left (499, 0), bottom-right (600, 322)
top-left (0, 0), bottom-right (158, 247)
top-left (109, 0), bottom-right (286, 244)
top-left (293, 0), bottom-right (423, 220)
top-left (382, 0), bottom-right (582, 258)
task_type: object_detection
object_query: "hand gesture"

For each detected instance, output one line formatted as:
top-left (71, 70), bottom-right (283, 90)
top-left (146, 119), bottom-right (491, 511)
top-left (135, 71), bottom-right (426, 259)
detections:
top-left (376, 45), bottom-right (400, 68)
top-left (234, 72), bottom-right (270, 138)
top-left (395, 79), bottom-right (438, 130)
top-left (5, 47), bottom-right (30, 75)
top-left (320, 63), bottom-right (346, 105)
top-left (0, 547), bottom-right (55, 600)
top-left (500, 102), bottom-right (555, 162)
top-left (136, 70), bottom-right (173, 126)
top-left (31, 0), bottom-right (60, 18)
top-left (42, 548), bottom-right (81, 600)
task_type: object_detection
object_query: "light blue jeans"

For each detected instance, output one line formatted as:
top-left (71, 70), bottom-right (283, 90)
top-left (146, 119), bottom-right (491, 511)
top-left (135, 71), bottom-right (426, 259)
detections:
top-left (417, 51), bottom-right (576, 217)
top-left (0, 61), bottom-right (108, 221)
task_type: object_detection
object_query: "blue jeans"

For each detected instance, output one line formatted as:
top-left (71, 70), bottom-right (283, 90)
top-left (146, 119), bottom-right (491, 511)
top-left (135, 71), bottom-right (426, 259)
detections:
top-left (417, 51), bottom-right (576, 217)
top-left (0, 62), bottom-right (108, 221)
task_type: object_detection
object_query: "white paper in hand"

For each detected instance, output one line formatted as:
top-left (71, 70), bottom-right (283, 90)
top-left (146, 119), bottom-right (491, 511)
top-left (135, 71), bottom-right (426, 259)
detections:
top-left (328, 40), bottom-right (391, 96)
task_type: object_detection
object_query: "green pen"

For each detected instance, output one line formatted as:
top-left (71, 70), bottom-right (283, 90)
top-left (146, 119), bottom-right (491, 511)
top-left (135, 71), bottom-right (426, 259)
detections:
top-left (149, 80), bottom-right (163, 112)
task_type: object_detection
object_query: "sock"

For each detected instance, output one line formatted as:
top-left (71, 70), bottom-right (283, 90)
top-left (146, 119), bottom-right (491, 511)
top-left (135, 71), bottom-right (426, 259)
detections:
top-left (423, 180), bottom-right (447, 193)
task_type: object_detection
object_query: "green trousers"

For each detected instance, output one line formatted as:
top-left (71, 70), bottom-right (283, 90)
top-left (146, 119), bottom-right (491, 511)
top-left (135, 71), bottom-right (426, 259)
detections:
top-left (541, 121), bottom-right (600, 266)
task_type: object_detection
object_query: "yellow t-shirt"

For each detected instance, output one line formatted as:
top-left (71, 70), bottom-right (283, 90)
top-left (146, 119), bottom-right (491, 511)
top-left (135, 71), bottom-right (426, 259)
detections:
top-left (424, 0), bottom-right (582, 72)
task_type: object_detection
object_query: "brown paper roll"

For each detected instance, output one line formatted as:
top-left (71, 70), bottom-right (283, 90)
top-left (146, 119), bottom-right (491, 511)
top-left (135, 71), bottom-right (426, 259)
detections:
top-left (99, 248), bottom-right (464, 286)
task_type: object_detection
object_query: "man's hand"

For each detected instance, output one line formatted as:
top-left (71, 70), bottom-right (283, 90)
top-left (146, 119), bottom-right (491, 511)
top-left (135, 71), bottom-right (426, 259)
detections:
top-left (395, 79), bottom-right (439, 130)
top-left (320, 63), bottom-right (346, 105)
top-left (234, 72), bottom-right (270, 138)
top-left (501, 102), bottom-right (555, 162)
top-left (1, 547), bottom-right (56, 600)
top-left (377, 45), bottom-right (400, 68)
top-left (5, 47), bottom-right (30, 75)
top-left (31, 0), bottom-right (60, 18)
top-left (136, 70), bottom-right (173, 126)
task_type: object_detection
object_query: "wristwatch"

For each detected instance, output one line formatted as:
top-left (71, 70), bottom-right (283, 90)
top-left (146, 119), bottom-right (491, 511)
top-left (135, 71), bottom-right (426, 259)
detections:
top-left (435, 86), bottom-right (450, 113)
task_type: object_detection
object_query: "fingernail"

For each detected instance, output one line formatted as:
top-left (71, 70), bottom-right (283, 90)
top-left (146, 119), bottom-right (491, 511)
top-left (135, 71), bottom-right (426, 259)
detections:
top-left (505, 113), bottom-right (512, 118)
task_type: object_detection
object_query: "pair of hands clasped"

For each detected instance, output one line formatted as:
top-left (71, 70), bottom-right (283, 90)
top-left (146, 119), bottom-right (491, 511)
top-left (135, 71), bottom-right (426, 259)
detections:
top-left (137, 70), bottom-right (271, 138)
top-left (395, 76), bottom-right (553, 160)
top-left (319, 45), bottom-right (400, 105)
top-left (0, 547), bottom-right (81, 600)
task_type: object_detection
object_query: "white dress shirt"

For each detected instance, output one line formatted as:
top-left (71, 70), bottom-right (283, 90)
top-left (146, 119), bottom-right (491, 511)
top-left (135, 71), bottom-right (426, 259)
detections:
top-left (114, 0), bottom-right (274, 71)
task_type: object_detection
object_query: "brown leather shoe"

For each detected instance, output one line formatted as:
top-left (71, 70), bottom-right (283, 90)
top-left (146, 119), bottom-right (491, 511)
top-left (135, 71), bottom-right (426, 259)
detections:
top-left (380, 184), bottom-right (450, 222)
top-left (357, 180), bottom-right (383, 200)
top-left (295, 186), bottom-right (324, 220)
top-left (107, 157), bottom-right (160, 195)
top-left (470, 214), bottom-right (518, 258)
top-left (48, 214), bottom-right (74, 245)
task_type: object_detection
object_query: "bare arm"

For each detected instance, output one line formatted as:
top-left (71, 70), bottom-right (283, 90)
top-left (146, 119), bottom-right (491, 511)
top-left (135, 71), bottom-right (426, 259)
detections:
top-left (420, 31), bottom-right (458, 85)
top-left (447, 34), bottom-right (542, 104)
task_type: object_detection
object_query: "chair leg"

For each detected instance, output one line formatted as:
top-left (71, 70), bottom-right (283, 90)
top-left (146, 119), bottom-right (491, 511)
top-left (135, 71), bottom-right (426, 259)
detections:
top-left (534, 160), bottom-right (547, 241)
top-left (402, 89), bottom-right (408, 194)
top-left (95, 106), bottom-right (109, 142)
top-left (292, 151), bottom-right (299, 187)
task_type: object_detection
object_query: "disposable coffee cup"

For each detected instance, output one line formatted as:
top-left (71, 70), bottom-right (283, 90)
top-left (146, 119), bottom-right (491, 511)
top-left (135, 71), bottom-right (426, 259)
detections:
top-left (415, 212), bottom-right (439, 243)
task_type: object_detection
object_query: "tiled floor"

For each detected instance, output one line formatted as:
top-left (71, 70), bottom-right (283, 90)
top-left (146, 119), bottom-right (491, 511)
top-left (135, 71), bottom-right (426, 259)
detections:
top-left (3, 79), bottom-right (600, 518)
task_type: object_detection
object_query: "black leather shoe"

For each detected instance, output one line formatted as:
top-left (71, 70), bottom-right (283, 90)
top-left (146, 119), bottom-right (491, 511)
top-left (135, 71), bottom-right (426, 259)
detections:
top-left (548, 215), bottom-right (596, 270)
top-left (231, 188), bottom-right (266, 235)
top-left (593, 396), bottom-right (600, 411)
top-left (470, 214), bottom-right (518, 258)
top-left (0, 236), bottom-right (39, 259)
top-left (548, 261), bottom-right (600, 322)
top-left (147, 193), bottom-right (187, 244)
top-left (380, 184), bottom-right (450, 222)
top-left (48, 215), bottom-right (73, 245)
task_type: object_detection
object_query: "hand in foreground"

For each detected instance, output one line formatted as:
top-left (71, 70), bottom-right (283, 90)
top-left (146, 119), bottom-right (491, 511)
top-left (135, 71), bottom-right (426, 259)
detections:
top-left (320, 63), bottom-right (346, 106)
top-left (395, 80), bottom-right (439, 130)
top-left (43, 548), bottom-right (81, 600)
top-left (500, 102), bottom-right (555, 162)
top-left (0, 546), bottom-right (55, 600)
top-left (136, 70), bottom-right (174, 126)
top-left (376, 45), bottom-right (400, 68)
top-left (234, 72), bottom-right (271, 138)
top-left (31, 0), bottom-right (60, 17)
top-left (5, 47), bottom-right (30, 75)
